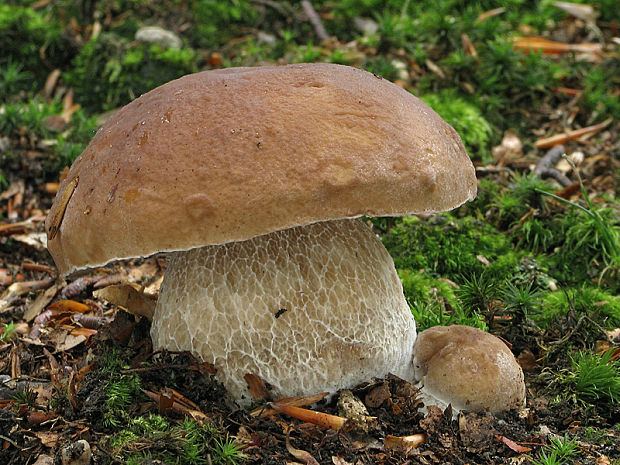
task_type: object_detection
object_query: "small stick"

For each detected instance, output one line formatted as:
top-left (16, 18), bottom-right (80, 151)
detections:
top-left (534, 118), bottom-right (611, 148)
top-left (301, 1), bottom-right (329, 42)
top-left (271, 402), bottom-right (347, 430)
top-left (533, 145), bottom-right (572, 186)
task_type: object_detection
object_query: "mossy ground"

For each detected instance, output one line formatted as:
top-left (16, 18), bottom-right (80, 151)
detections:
top-left (0, 1), bottom-right (618, 464)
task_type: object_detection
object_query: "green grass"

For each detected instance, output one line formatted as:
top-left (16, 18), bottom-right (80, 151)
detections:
top-left (0, 321), bottom-right (18, 342)
top-left (565, 350), bottom-right (620, 405)
top-left (531, 434), bottom-right (580, 465)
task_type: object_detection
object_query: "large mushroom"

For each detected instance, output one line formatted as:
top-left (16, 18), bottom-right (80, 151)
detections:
top-left (46, 63), bottom-right (478, 404)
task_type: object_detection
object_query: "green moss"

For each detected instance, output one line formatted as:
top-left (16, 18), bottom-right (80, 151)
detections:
top-left (382, 214), bottom-right (518, 280)
top-left (540, 287), bottom-right (620, 329)
top-left (401, 271), bottom-right (486, 331)
top-left (0, 96), bottom-right (99, 167)
top-left (190, 0), bottom-right (258, 49)
top-left (0, 98), bottom-right (63, 138)
top-left (530, 203), bottom-right (620, 289)
top-left (66, 34), bottom-right (200, 112)
top-left (109, 414), bottom-right (244, 465)
top-left (399, 269), bottom-right (458, 308)
top-left (565, 350), bottom-right (620, 406)
top-left (0, 5), bottom-right (69, 91)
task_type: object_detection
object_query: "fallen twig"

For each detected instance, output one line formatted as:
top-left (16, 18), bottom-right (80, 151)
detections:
top-left (513, 36), bottom-right (602, 56)
top-left (301, 1), bottom-right (329, 42)
top-left (251, 392), bottom-right (329, 418)
top-left (533, 145), bottom-right (572, 186)
top-left (534, 118), bottom-right (612, 148)
top-left (270, 402), bottom-right (348, 430)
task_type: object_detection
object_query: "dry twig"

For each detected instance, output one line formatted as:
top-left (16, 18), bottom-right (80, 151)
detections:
top-left (301, 1), bottom-right (329, 42)
top-left (534, 145), bottom-right (572, 186)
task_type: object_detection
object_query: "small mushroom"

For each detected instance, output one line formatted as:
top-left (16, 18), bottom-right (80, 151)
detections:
top-left (45, 63), bottom-right (477, 404)
top-left (413, 325), bottom-right (526, 413)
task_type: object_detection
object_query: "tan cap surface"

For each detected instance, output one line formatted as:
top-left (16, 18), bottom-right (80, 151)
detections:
top-left (413, 325), bottom-right (526, 413)
top-left (46, 63), bottom-right (476, 275)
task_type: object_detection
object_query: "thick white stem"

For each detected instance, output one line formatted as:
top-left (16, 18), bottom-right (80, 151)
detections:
top-left (151, 218), bottom-right (416, 405)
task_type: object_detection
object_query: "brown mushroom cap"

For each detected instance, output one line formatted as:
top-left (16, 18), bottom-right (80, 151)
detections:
top-left (413, 325), bottom-right (526, 413)
top-left (45, 63), bottom-right (476, 275)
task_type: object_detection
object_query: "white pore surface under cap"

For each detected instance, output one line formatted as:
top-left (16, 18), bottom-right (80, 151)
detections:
top-left (151, 218), bottom-right (417, 404)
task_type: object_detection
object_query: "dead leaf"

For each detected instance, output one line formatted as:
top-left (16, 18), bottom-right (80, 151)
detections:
top-left (49, 329), bottom-right (87, 352)
top-left (93, 283), bottom-right (156, 320)
top-left (552, 2), bottom-right (597, 21)
top-left (49, 299), bottom-right (90, 314)
top-left (250, 392), bottom-right (329, 418)
top-left (477, 7), bottom-right (506, 22)
top-left (43, 69), bottom-right (61, 99)
top-left (517, 349), bottom-right (538, 372)
top-left (286, 433), bottom-right (320, 465)
top-left (606, 328), bottom-right (620, 343)
top-left (60, 89), bottom-right (80, 123)
top-left (142, 388), bottom-right (210, 422)
top-left (0, 278), bottom-right (54, 313)
top-left (244, 373), bottom-right (273, 401)
top-left (461, 33), bottom-right (478, 57)
top-left (42, 114), bottom-right (68, 132)
top-left (331, 457), bottom-right (354, 465)
top-left (384, 434), bottom-right (426, 454)
top-left (67, 372), bottom-right (80, 410)
top-left (32, 430), bottom-right (60, 448)
top-left (513, 36), bottom-right (602, 57)
top-left (364, 382), bottom-right (390, 408)
top-left (459, 412), bottom-right (497, 452)
top-left (28, 411), bottom-right (58, 426)
top-left (32, 454), bottom-right (54, 465)
top-left (496, 435), bottom-right (532, 453)
top-left (555, 182), bottom-right (583, 200)
top-left (492, 129), bottom-right (523, 165)
top-left (425, 59), bottom-right (445, 78)
top-left (12, 232), bottom-right (47, 251)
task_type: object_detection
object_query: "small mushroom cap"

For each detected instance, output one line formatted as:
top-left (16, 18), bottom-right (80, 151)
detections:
top-left (413, 325), bottom-right (526, 413)
top-left (45, 63), bottom-right (476, 275)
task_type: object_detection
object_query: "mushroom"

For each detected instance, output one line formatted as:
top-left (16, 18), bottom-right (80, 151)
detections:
top-left (45, 63), bottom-right (477, 404)
top-left (413, 325), bottom-right (526, 413)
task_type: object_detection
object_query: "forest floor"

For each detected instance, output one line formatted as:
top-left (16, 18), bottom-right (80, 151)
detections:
top-left (1, 1), bottom-right (619, 464)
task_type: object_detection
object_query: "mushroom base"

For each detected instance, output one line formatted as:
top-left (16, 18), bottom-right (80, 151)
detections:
top-left (150, 218), bottom-right (416, 405)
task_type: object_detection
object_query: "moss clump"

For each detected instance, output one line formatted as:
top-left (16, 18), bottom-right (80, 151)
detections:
top-left (108, 414), bottom-right (244, 465)
top-left (0, 5), bottom-right (69, 91)
top-left (399, 269), bottom-right (458, 308)
top-left (381, 214), bottom-right (518, 280)
top-left (189, 0), bottom-right (258, 49)
top-left (66, 34), bottom-right (200, 112)
top-left (400, 268), bottom-right (487, 331)
top-left (540, 287), bottom-right (620, 329)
